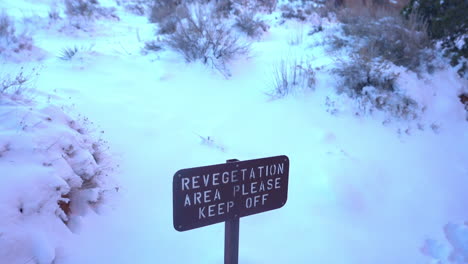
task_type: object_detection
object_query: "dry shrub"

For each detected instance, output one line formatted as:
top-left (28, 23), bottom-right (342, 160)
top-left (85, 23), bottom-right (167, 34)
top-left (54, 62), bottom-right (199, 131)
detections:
top-left (0, 67), bottom-right (38, 101)
top-left (0, 12), bottom-right (15, 45)
top-left (0, 12), bottom-right (34, 55)
top-left (149, 0), bottom-right (184, 34)
top-left (333, 55), bottom-right (397, 96)
top-left (335, 7), bottom-right (432, 71)
top-left (116, 0), bottom-right (150, 15)
top-left (258, 0), bottom-right (277, 13)
top-left (64, 0), bottom-right (118, 19)
top-left (149, 0), bottom-right (179, 23)
top-left (234, 12), bottom-right (268, 38)
top-left (269, 58), bottom-right (316, 99)
top-left (333, 55), bottom-right (419, 119)
top-left (165, 4), bottom-right (249, 77)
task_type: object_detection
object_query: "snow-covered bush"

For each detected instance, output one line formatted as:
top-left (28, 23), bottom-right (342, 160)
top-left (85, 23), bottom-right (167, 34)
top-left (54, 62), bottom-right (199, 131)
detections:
top-left (336, 8), bottom-right (432, 72)
top-left (333, 55), bottom-right (419, 119)
top-left (0, 12), bottom-right (34, 56)
top-left (234, 11), bottom-right (268, 38)
top-left (280, 3), bottom-right (310, 21)
top-left (149, 0), bottom-right (179, 33)
top-left (279, 0), bottom-right (327, 21)
top-left (142, 40), bottom-right (163, 54)
top-left (0, 69), bottom-right (32, 99)
top-left (116, 0), bottom-right (150, 15)
top-left (165, 4), bottom-right (249, 77)
top-left (269, 58), bottom-right (316, 99)
top-left (65, 0), bottom-right (96, 17)
top-left (256, 0), bottom-right (277, 13)
top-left (64, 0), bottom-right (118, 20)
top-left (0, 70), bottom-right (116, 263)
top-left (333, 55), bottom-right (397, 96)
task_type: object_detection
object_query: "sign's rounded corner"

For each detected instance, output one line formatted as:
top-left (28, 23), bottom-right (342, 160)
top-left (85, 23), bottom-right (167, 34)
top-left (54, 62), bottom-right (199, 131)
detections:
top-left (173, 169), bottom-right (185, 182)
top-left (173, 222), bottom-right (184, 232)
top-left (280, 195), bottom-right (288, 209)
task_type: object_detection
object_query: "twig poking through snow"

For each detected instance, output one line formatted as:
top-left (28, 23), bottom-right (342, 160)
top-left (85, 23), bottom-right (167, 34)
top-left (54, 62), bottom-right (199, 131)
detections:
top-left (194, 133), bottom-right (226, 152)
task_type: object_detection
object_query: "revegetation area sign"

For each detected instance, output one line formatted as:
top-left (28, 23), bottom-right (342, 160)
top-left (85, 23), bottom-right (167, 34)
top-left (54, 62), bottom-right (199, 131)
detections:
top-left (173, 155), bottom-right (289, 231)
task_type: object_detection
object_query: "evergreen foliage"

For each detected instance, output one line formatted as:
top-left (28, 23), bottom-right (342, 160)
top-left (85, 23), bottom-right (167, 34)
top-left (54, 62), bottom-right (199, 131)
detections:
top-left (403, 0), bottom-right (468, 77)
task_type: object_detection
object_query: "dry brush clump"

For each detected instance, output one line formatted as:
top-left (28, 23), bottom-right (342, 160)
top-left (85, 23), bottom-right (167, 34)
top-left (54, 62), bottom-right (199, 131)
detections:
top-left (64, 0), bottom-right (118, 20)
top-left (149, 0), bottom-right (180, 34)
top-left (0, 67), bottom-right (40, 102)
top-left (116, 0), bottom-right (151, 15)
top-left (1, 71), bottom-right (28, 98)
top-left (164, 4), bottom-right (249, 77)
top-left (0, 12), bottom-right (34, 55)
top-left (269, 58), bottom-right (316, 99)
top-left (333, 55), bottom-right (419, 119)
top-left (334, 7), bottom-right (432, 72)
top-left (234, 11), bottom-right (268, 38)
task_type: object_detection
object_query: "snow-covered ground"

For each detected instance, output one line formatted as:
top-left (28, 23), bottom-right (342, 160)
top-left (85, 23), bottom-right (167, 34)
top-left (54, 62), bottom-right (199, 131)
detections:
top-left (1, 1), bottom-right (467, 264)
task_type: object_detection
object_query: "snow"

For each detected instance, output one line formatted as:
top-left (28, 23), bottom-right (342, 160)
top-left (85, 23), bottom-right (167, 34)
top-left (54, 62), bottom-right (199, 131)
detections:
top-left (1, 1), bottom-right (467, 264)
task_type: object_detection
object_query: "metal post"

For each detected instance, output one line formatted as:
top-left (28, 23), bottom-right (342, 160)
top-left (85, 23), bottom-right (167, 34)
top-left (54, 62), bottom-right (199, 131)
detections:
top-left (225, 159), bottom-right (240, 264)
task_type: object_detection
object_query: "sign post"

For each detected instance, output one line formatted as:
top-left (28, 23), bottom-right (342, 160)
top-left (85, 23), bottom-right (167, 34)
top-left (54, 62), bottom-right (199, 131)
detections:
top-left (173, 155), bottom-right (289, 263)
top-left (224, 159), bottom-right (240, 264)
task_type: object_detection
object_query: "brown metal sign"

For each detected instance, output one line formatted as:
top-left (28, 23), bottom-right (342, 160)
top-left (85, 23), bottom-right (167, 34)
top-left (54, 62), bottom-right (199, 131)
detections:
top-left (173, 155), bottom-right (289, 231)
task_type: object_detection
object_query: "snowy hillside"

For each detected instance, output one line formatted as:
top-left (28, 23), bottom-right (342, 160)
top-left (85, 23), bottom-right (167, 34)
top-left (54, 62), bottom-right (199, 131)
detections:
top-left (0, 0), bottom-right (467, 263)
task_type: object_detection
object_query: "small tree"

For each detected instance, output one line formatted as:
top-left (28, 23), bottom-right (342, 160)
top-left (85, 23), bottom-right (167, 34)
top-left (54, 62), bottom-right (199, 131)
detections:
top-left (403, 0), bottom-right (468, 77)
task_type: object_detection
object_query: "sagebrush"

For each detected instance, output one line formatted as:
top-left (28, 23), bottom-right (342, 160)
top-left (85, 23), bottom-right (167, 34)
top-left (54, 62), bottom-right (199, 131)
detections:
top-left (333, 55), bottom-right (419, 119)
top-left (165, 4), bottom-right (249, 77)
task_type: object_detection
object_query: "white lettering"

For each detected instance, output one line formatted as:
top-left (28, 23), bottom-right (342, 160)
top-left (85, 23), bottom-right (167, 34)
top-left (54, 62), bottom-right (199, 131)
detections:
top-left (195, 192), bottom-right (202, 204)
top-left (241, 169), bottom-right (247, 181)
top-left (218, 202), bottom-right (225, 215)
top-left (222, 172), bottom-right (229, 184)
top-left (258, 166), bottom-right (264, 177)
top-left (212, 173), bottom-right (220, 185)
top-left (182, 178), bottom-right (190, 191)
top-left (251, 182), bottom-right (258, 194)
top-left (184, 194), bottom-right (191, 207)
top-left (245, 194), bottom-right (268, 209)
top-left (198, 207), bottom-right (206, 219)
top-left (192, 176), bottom-right (200, 189)
top-left (233, 185), bottom-right (240, 197)
top-left (275, 177), bottom-right (281, 189)
top-left (246, 197), bottom-right (252, 208)
top-left (249, 168), bottom-right (255, 179)
top-left (267, 178), bottom-right (274, 189)
top-left (227, 201), bottom-right (234, 212)
top-left (262, 193), bottom-right (269, 205)
top-left (278, 163), bottom-right (284, 174)
top-left (259, 181), bottom-right (265, 192)
top-left (242, 184), bottom-right (249, 195)
top-left (231, 170), bottom-right (238, 183)
top-left (214, 189), bottom-right (221, 201)
top-left (203, 190), bottom-right (212, 203)
top-left (208, 204), bottom-right (215, 217)
top-left (270, 164), bottom-right (277, 176)
top-left (203, 174), bottom-right (210, 187)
